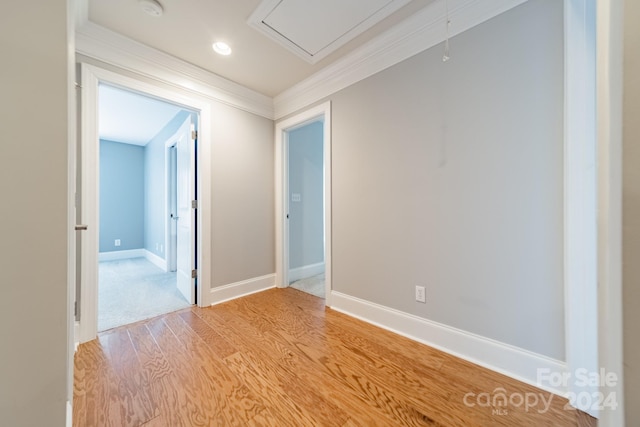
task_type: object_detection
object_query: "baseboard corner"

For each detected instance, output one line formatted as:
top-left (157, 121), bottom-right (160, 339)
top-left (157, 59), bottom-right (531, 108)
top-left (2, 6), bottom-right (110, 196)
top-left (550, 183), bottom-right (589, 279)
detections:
top-left (210, 274), bottom-right (276, 305)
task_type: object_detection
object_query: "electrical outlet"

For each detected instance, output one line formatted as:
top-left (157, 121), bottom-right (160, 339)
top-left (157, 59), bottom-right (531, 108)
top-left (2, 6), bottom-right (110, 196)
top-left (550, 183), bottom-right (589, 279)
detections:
top-left (415, 286), bottom-right (426, 303)
top-left (115, 239), bottom-right (121, 247)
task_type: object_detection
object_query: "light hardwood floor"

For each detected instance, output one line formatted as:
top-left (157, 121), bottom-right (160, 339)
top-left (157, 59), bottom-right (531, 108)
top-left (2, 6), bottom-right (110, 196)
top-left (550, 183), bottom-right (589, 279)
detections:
top-left (73, 288), bottom-right (596, 426)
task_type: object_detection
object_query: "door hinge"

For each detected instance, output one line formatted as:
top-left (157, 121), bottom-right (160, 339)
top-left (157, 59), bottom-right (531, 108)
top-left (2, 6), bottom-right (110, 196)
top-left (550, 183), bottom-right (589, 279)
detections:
top-left (192, 200), bottom-right (198, 209)
top-left (74, 301), bottom-right (78, 317)
top-left (191, 130), bottom-right (197, 140)
top-left (192, 269), bottom-right (198, 279)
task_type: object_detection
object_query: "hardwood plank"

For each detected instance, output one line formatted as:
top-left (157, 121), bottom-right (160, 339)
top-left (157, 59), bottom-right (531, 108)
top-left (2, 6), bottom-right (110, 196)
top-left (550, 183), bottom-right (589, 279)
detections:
top-left (145, 316), bottom-right (226, 426)
top-left (178, 310), bottom-right (238, 359)
top-left (74, 288), bottom-right (596, 426)
top-left (127, 322), bottom-right (185, 427)
top-left (194, 303), bottom-right (383, 425)
top-left (99, 328), bottom-right (158, 426)
top-left (162, 313), bottom-right (268, 424)
top-left (74, 338), bottom-right (126, 427)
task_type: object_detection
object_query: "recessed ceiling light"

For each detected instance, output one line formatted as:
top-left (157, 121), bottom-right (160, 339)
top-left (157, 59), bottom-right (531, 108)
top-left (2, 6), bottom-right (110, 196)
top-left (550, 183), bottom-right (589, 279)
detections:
top-left (139, 0), bottom-right (163, 17)
top-left (212, 42), bottom-right (232, 56)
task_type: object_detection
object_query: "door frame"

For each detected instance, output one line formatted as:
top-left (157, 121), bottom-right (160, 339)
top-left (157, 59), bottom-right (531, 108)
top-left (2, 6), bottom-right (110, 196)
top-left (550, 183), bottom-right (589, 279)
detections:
top-left (275, 101), bottom-right (332, 305)
top-left (78, 63), bottom-right (211, 343)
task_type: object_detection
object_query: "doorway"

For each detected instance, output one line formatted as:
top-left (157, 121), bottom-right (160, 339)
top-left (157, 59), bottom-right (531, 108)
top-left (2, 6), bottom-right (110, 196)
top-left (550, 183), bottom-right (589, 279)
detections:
top-left (286, 120), bottom-right (325, 298)
top-left (96, 85), bottom-right (196, 331)
top-left (275, 102), bottom-right (332, 305)
top-left (78, 64), bottom-right (210, 343)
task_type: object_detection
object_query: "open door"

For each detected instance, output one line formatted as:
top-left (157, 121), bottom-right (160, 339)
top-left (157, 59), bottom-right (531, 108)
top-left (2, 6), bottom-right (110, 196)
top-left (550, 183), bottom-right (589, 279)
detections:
top-left (175, 115), bottom-right (196, 304)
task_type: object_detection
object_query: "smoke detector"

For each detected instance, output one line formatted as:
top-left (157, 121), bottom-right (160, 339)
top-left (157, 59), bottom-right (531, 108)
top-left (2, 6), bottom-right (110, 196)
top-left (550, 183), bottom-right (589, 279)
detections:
top-left (138, 0), bottom-right (163, 17)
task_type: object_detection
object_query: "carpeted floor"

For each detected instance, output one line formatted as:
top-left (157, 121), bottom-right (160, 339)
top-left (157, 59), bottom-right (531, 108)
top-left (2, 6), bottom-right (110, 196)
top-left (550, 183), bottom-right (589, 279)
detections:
top-left (98, 257), bottom-right (191, 331)
top-left (289, 273), bottom-right (325, 299)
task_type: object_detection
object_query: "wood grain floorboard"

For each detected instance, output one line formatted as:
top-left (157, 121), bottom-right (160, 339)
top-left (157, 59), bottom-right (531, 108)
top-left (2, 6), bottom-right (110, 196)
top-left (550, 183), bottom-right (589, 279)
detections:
top-left (74, 288), bottom-right (597, 426)
top-left (100, 328), bottom-right (159, 426)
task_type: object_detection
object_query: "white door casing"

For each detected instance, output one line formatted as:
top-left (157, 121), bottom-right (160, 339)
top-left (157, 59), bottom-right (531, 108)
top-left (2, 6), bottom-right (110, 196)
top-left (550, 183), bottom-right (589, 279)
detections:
top-left (275, 101), bottom-right (332, 305)
top-left (78, 63), bottom-right (211, 343)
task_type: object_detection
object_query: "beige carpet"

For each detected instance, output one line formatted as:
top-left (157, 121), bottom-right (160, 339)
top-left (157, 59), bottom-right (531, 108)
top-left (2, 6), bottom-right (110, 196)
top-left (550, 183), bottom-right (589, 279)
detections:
top-left (98, 257), bottom-right (191, 331)
top-left (289, 273), bottom-right (325, 299)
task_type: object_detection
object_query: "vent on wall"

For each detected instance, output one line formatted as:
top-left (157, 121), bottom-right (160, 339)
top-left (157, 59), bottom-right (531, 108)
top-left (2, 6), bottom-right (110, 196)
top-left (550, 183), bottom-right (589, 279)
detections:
top-left (248, 0), bottom-right (412, 64)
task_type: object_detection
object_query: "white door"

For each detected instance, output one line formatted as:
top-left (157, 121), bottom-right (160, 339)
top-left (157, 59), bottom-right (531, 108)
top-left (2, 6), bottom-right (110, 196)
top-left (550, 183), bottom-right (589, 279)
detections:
top-left (175, 116), bottom-right (196, 304)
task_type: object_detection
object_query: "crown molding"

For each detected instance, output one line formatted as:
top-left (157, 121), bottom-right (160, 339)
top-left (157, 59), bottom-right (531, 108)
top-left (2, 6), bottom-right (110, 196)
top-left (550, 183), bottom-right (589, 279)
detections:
top-left (74, 0), bottom-right (527, 121)
top-left (76, 22), bottom-right (275, 119)
top-left (274, 0), bottom-right (528, 119)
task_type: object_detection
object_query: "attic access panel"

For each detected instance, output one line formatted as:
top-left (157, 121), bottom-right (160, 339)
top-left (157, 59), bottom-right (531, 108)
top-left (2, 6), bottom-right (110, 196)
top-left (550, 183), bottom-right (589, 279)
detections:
top-left (248, 0), bottom-right (412, 64)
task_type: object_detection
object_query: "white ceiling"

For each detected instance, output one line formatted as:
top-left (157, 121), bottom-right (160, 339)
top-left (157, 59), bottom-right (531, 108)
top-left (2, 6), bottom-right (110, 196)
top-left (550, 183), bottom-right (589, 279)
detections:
top-left (99, 84), bottom-right (184, 145)
top-left (84, 0), bottom-right (437, 97)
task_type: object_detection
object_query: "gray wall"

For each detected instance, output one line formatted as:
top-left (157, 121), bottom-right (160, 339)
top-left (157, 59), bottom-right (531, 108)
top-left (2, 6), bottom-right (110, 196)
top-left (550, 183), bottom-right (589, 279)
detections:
top-left (211, 102), bottom-right (275, 286)
top-left (144, 110), bottom-right (191, 259)
top-left (288, 121), bottom-right (324, 270)
top-left (326, 0), bottom-right (564, 359)
top-left (624, 1), bottom-right (640, 422)
top-left (99, 140), bottom-right (145, 252)
top-left (0, 0), bottom-right (70, 425)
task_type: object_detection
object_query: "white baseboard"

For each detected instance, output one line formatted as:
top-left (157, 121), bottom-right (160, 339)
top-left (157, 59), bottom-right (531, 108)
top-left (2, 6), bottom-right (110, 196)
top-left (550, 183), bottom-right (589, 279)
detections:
top-left (98, 248), bottom-right (145, 261)
top-left (74, 321), bottom-right (80, 352)
top-left (210, 274), bottom-right (276, 305)
top-left (67, 400), bottom-right (72, 427)
top-left (288, 262), bottom-right (325, 282)
top-left (97, 249), bottom-right (168, 271)
top-left (144, 249), bottom-right (167, 271)
top-left (330, 291), bottom-right (568, 397)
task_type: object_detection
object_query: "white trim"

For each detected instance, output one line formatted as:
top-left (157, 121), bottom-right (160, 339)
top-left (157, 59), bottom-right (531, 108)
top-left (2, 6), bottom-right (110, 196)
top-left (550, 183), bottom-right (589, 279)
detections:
top-left (275, 102), bottom-right (332, 306)
top-left (247, 0), bottom-right (412, 64)
top-left (96, 249), bottom-right (167, 269)
top-left (210, 274), bottom-right (276, 305)
top-left (75, 0), bottom-right (88, 29)
top-left (79, 64), bottom-right (100, 343)
top-left (145, 249), bottom-right (167, 271)
top-left (79, 63), bottom-right (212, 343)
top-left (75, 21), bottom-right (274, 119)
top-left (74, 321), bottom-right (80, 352)
top-left (288, 262), bottom-right (326, 283)
top-left (596, 0), bottom-right (625, 425)
top-left (331, 291), bottom-right (568, 397)
top-left (563, 0), bottom-right (599, 417)
top-left (98, 248), bottom-right (146, 261)
top-left (273, 0), bottom-right (528, 118)
top-left (66, 400), bottom-right (72, 427)
top-left (67, 0), bottom-right (78, 408)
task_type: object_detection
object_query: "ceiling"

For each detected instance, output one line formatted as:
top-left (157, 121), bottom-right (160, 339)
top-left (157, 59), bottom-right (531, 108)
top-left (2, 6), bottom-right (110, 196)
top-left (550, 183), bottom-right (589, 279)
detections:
top-left (99, 84), bottom-right (184, 145)
top-left (84, 0), bottom-right (437, 97)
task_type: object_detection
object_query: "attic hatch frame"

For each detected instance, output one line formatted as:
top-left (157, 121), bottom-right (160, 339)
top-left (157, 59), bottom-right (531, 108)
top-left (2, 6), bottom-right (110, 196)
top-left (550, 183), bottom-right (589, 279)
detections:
top-left (247, 0), bottom-right (412, 64)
